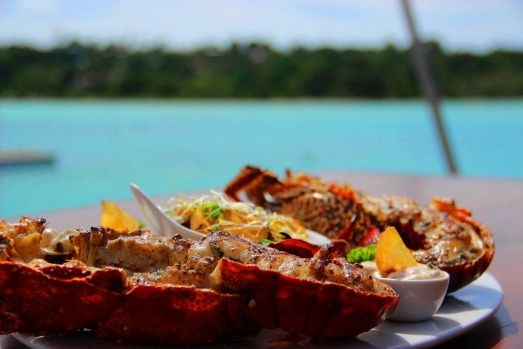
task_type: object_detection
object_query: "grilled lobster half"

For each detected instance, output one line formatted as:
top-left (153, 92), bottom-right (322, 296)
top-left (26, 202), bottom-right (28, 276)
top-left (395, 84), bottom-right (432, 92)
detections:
top-left (224, 165), bottom-right (495, 293)
top-left (0, 216), bottom-right (398, 346)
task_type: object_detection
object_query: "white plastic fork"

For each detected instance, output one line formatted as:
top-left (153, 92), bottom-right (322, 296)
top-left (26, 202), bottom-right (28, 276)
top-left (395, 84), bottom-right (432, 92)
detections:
top-left (130, 183), bottom-right (204, 240)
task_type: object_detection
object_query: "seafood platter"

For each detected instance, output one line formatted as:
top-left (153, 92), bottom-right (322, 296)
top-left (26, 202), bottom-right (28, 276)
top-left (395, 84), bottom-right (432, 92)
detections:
top-left (0, 166), bottom-right (499, 348)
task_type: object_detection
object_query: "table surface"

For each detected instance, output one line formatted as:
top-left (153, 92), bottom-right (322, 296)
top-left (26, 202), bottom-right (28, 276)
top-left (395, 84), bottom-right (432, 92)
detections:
top-left (1, 171), bottom-right (522, 349)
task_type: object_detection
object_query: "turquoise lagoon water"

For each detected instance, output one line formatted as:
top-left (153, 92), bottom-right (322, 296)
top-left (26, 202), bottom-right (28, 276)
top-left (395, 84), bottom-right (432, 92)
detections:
top-left (1, 99), bottom-right (522, 218)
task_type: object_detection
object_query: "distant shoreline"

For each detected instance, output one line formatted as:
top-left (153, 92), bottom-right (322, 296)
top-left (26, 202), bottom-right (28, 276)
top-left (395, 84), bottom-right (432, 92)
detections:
top-left (2, 42), bottom-right (522, 99)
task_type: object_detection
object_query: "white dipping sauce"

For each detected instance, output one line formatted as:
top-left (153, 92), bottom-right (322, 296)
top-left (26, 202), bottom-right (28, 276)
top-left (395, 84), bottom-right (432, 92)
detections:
top-left (361, 261), bottom-right (446, 280)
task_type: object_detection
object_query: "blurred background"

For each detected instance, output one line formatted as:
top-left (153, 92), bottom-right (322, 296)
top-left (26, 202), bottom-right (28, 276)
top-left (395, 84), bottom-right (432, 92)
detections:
top-left (1, 0), bottom-right (522, 218)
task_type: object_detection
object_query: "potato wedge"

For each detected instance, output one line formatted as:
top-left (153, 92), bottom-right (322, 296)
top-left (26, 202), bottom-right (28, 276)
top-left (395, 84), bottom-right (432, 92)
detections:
top-left (376, 226), bottom-right (418, 277)
top-left (100, 200), bottom-right (141, 231)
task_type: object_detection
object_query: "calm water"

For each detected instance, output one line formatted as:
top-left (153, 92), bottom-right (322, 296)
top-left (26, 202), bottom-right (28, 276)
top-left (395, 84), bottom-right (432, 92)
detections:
top-left (1, 99), bottom-right (522, 218)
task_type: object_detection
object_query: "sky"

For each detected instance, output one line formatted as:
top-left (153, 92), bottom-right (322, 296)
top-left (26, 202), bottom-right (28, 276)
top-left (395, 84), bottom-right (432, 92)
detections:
top-left (1, 0), bottom-right (522, 53)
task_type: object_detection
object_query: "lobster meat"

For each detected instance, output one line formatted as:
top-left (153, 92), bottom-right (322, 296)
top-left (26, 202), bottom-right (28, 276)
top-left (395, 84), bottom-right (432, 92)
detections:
top-left (224, 166), bottom-right (495, 293)
top-left (0, 216), bottom-right (398, 346)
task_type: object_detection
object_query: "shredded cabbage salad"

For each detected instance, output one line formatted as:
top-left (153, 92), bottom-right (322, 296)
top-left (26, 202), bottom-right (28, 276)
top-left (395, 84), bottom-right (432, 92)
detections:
top-left (166, 191), bottom-right (308, 243)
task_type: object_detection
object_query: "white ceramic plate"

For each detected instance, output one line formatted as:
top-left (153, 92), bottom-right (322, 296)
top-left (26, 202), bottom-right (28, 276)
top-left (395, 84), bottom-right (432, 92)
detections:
top-left (12, 272), bottom-right (502, 349)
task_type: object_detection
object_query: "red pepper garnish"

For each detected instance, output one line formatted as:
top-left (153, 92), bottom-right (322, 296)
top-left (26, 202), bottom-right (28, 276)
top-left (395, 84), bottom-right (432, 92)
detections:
top-left (269, 238), bottom-right (347, 258)
top-left (358, 226), bottom-right (381, 247)
top-left (269, 239), bottom-right (321, 258)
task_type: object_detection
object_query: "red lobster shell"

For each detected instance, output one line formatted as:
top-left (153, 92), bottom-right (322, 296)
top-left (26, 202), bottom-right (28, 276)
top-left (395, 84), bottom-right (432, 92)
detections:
top-left (0, 216), bottom-right (398, 345)
top-left (0, 217), bottom-right (257, 345)
top-left (224, 165), bottom-right (495, 293)
top-left (207, 232), bottom-right (398, 339)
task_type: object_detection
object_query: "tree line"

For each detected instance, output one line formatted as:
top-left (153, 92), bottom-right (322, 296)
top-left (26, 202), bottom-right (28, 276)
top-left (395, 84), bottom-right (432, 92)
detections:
top-left (1, 41), bottom-right (522, 98)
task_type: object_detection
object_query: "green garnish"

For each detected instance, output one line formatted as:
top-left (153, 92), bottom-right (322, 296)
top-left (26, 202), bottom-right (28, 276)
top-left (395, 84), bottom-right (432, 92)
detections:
top-left (201, 202), bottom-right (224, 221)
top-left (347, 244), bottom-right (377, 263)
top-left (260, 239), bottom-right (274, 245)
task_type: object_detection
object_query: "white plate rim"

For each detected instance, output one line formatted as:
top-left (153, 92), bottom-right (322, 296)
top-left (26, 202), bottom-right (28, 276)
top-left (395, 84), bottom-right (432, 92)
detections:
top-left (12, 271), bottom-right (503, 349)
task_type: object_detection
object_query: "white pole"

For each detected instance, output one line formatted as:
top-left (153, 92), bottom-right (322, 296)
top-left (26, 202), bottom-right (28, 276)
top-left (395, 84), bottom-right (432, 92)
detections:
top-left (400, 0), bottom-right (458, 175)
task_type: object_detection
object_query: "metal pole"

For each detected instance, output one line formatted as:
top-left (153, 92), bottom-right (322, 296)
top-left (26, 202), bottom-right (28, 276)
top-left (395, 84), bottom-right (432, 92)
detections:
top-left (400, 0), bottom-right (458, 175)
